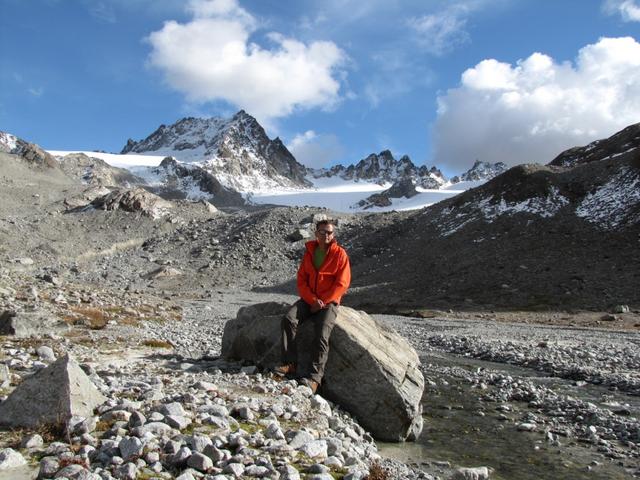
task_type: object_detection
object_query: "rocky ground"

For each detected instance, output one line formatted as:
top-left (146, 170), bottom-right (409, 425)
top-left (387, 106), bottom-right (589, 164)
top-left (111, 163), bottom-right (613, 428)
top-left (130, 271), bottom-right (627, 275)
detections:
top-left (1, 149), bottom-right (639, 479)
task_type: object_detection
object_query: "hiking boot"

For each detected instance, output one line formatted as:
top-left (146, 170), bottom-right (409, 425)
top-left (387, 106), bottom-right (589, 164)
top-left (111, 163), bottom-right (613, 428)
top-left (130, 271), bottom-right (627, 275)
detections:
top-left (299, 377), bottom-right (319, 394)
top-left (273, 364), bottom-right (296, 376)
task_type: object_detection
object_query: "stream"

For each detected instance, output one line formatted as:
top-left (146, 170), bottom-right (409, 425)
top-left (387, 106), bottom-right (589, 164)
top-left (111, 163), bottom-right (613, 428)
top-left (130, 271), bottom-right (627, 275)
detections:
top-left (380, 351), bottom-right (640, 479)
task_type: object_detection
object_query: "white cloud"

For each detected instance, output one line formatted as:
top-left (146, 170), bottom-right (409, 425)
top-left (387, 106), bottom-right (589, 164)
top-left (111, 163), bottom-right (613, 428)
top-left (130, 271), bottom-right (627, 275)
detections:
top-left (146, 0), bottom-right (346, 123)
top-left (603, 0), bottom-right (640, 21)
top-left (287, 130), bottom-right (345, 168)
top-left (433, 36), bottom-right (640, 173)
top-left (407, 6), bottom-right (470, 56)
top-left (28, 87), bottom-right (44, 97)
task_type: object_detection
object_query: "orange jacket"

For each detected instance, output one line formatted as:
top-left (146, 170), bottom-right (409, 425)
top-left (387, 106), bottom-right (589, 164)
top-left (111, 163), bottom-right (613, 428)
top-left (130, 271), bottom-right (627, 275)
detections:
top-left (297, 240), bottom-right (351, 306)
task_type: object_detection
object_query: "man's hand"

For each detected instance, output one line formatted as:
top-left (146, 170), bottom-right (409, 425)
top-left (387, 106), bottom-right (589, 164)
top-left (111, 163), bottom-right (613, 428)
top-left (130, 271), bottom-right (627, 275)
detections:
top-left (310, 298), bottom-right (325, 313)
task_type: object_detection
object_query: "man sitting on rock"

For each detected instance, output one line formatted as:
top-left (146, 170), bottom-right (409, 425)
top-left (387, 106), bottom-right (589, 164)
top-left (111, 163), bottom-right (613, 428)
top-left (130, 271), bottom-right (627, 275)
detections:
top-left (275, 219), bottom-right (351, 393)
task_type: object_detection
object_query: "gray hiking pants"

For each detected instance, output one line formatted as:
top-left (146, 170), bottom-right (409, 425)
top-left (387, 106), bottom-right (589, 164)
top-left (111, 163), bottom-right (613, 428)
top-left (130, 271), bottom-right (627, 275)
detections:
top-left (281, 299), bottom-right (338, 384)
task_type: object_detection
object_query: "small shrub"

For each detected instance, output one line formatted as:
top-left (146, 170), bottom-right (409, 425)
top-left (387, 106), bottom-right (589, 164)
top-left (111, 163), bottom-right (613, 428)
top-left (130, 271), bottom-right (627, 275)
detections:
top-left (65, 307), bottom-right (109, 330)
top-left (365, 461), bottom-right (388, 480)
top-left (141, 339), bottom-right (173, 349)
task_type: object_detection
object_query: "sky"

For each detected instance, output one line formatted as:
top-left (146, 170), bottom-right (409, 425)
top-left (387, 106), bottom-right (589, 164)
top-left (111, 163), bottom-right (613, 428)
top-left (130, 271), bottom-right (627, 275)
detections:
top-left (1, 0), bottom-right (640, 177)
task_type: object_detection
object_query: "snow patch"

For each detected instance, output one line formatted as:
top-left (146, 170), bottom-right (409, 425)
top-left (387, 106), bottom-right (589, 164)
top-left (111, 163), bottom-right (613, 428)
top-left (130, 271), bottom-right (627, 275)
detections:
top-left (0, 132), bottom-right (18, 153)
top-left (436, 187), bottom-right (570, 236)
top-left (576, 167), bottom-right (640, 229)
top-left (478, 187), bottom-right (569, 220)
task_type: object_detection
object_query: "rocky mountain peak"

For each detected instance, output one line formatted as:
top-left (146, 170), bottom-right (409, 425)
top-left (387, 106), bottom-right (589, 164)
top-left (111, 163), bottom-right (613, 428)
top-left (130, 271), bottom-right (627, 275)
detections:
top-left (311, 150), bottom-right (446, 189)
top-left (451, 160), bottom-right (508, 183)
top-left (120, 111), bottom-right (309, 191)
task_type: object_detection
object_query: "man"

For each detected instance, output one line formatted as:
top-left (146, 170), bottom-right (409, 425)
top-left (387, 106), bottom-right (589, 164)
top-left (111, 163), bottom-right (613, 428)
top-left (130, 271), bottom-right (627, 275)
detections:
top-left (276, 219), bottom-right (351, 393)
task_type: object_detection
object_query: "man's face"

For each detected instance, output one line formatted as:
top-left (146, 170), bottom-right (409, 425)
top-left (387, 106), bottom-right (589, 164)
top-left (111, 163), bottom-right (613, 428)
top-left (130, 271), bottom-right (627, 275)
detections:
top-left (315, 224), bottom-right (335, 247)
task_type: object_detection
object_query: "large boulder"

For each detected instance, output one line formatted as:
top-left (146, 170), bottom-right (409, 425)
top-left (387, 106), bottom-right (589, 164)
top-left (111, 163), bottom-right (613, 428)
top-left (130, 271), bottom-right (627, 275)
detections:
top-left (0, 310), bottom-right (69, 338)
top-left (91, 187), bottom-right (172, 219)
top-left (221, 302), bottom-right (424, 442)
top-left (0, 355), bottom-right (106, 429)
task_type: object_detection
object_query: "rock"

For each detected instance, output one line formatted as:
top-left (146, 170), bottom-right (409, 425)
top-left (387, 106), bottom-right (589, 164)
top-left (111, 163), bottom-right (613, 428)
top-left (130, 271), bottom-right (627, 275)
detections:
top-left (187, 452), bottom-right (213, 471)
top-left (119, 437), bottom-right (144, 461)
top-left (91, 187), bottom-right (172, 219)
top-left (0, 310), bottom-right (69, 338)
top-left (613, 305), bottom-right (630, 314)
top-left (300, 440), bottom-right (328, 459)
top-left (39, 456), bottom-right (60, 478)
top-left (287, 228), bottom-right (311, 242)
top-left (222, 302), bottom-right (424, 441)
top-left (13, 257), bottom-right (34, 265)
top-left (0, 354), bottom-right (107, 429)
top-left (143, 266), bottom-right (183, 280)
top-left (64, 186), bottom-right (111, 209)
top-left (0, 364), bottom-right (10, 388)
top-left (451, 466), bottom-right (490, 480)
top-left (54, 464), bottom-right (90, 479)
top-left (21, 433), bottom-right (44, 449)
top-left (0, 448), bottom-right (26, 470)
top-left (37, 346), bottom-right (57, 362)
top-left (200, 199), bottom-right (218, 214)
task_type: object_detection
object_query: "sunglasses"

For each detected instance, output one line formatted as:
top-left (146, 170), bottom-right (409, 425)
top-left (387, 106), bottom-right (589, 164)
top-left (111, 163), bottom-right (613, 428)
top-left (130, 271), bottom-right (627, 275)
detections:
top-left (316, 230), bottom-right (335, 235)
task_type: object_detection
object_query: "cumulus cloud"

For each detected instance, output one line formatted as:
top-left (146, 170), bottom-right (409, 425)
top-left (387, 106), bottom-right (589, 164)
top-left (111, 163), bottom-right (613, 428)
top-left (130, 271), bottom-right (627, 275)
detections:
top-left (287, 130), bottom-right (345, 169)
top-left (433, 36), bottom-right (640, 173)
top-left (146, 0), bottom-right (346, 123)
top-left (603, 0), bottom-right (640, 21)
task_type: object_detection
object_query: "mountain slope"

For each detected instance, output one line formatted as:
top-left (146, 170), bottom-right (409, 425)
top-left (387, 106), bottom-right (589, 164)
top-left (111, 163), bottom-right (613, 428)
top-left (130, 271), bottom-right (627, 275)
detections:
top-left (345, 124), bottom-right (640, 311)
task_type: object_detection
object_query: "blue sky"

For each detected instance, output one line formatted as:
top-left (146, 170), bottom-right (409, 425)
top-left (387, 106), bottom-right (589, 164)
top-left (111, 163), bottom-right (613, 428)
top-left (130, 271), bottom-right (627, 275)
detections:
top-left (1, 0), bottom-right (639, 176)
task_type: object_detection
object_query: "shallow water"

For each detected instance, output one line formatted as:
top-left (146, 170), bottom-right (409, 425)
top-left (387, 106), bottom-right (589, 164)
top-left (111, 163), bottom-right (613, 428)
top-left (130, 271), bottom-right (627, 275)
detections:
top-left (379, 352), bottom-right (639, 479)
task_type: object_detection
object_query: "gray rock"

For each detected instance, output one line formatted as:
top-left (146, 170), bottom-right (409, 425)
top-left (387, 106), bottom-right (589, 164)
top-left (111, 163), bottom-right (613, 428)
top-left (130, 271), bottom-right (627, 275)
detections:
top-left (91, 187), bottom-right (172, 219)
top-left (614, 304), bottom-right (630, 314)
top-left (157, 402), bottom-right (187, 417)
top-left (287, 228), bottom-right (311, 242)
top-left (114, 462), bottom-right (138, 480)
top-left (128, 411), bottom-right (146, 428)
top-left (0, 310), bottom-right (69, 338)
top-left (38, 456), bottom-right (60, 478)
top-left (0, 448), bottom-right (26, 470)
top-left (222, 302), bottom-right (424, 441)
top-left (300, 440), bottom-right (328, 459)
top-left (54, 464), bottom-right (88, 478)
top-left (0, 355), bottom-right (106, 429)
top-left (0, 363), bottom-right (9, 388)
top-left (287, 430), bottom-right (315, 449)
top-left (451, 466), bottom-right (490, 480)
top-left (165, 415), bottom-right (191, 429)
top-left (131, 421), bottom-right (173, 437)
top-left (36, 346), bottom-right (57, 362)
top-left (279, 464), bottom-right (301, 480)
top-left (223, 463), bottom-right (245, 477)
top-left (186, 452), bottom-right (213, 472)
top-left (119, 437), bottom-right (144, 461)
top-left (21, 433), bottom-right (44, 449)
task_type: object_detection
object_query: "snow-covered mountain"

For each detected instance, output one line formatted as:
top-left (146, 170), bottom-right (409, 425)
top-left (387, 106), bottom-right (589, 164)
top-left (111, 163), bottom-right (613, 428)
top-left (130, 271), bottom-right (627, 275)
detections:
top-left (122, 110), bottom-right (310, 192)
top-left (451, 159), bottom-right (508, 183)
top-left (310, 150), bottom-right (446, 188)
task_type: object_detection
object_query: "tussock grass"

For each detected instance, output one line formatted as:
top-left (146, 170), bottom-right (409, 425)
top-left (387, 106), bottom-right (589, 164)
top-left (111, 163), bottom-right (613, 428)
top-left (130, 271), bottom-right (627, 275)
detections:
top-left (141, 339), bottom-right (173, 349)
top-left (64, 307), bottom-right (108, 330)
